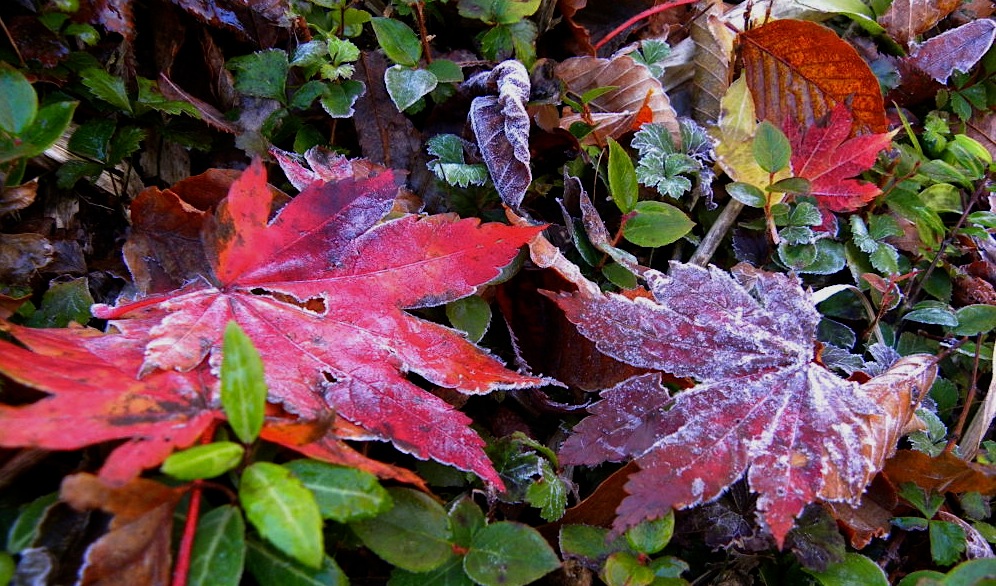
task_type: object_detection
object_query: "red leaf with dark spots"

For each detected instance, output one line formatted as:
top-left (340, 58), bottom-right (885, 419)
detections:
top-left (87, 160), bottom-right (544, 485)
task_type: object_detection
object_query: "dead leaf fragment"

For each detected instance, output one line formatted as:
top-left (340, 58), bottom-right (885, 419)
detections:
top-left (0, 233), bottom-right (53, 284)
top-left (884, 450), bottom-right (996, 495)
top-left (878, 0), bottom-right (961, 47)
top-left (739, 19), bottom-right (887, 135)
top-left (556, 54), bottom-right (680, 146)
top-left (905, 20), bottom-right (996, 84)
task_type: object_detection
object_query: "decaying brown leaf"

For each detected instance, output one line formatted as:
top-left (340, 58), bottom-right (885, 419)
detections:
top-left (690, 2), bottom-right (735, 124)
top-left (877, 0), bottom-right (960, 47)
top-left (556, 54), bottom-right (680, 146)
top-left (0, 233), bottom-right (53, 284)
top-left (905, 20), bottom-right (996, 84)
top-left (61, 473), bottom-right (185, 586)
top-left (739, 19), bottom-right (887, 135)
top-left (353, 52), bottom-right (423, 172)
top-left (884, 450), bottom-right (996, 495)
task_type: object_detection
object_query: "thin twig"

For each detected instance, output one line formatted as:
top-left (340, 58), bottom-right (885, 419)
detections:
top-left (946, 334), bottom-right (984, 452)
top-left (689, 199), bottom-right (743, 266)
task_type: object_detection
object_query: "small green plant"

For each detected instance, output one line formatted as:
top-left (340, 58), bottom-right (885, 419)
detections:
top-left (894, 482), bottom-right (968, 567)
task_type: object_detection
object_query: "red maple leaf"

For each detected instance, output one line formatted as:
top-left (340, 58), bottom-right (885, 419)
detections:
top-left (547, 258), bottom-right (936, 547)
top-left (785, 104), bottom-right (895, 213)
top-left (0, 161), bottom-right (544, 486)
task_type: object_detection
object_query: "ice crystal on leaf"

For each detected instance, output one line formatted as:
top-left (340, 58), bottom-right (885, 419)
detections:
top-left (537, 243), bottom-right (935, 547)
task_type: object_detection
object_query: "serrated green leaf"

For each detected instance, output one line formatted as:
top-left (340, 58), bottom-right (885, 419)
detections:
top-left (188, 505), bottom-right (246, 586)
top-left (326, 36), bottom-right (360, 66)
top-left (227, 50), bottom-right (289, 103)
top-left (622, 200), bottom-right (694, 247)
top-left (371, 17), bottom-right (422, 68)
top-left (0, 65), bottom-right (37, 134)
top-left (803, 552), bottom-right (888, 586)
top-left (162, 442), bottom-right (244, 481)
top-left (464, 521), bottom-right (560, 586)
top-left (753, 120), bottom-right (791, 173)
top-left (930, 520), bottom-right (966, 566)
top-left (384, 65), bottom-right (437, 112)
top-left (524, 460), bottom-right (567, 521)
top-left (291, 40), bottom-right (328, 73)
top-left (283, 459), bottom-right (391, 522)
top-left (952, 305), bottom-right (996, 336)
top-left (68, 118), bottom-right (114, 161)
top-left (7, 493), bottom-right (58, 552)
top-left (81, 67), bottom-right (132, 113)
top-left (458, 0), bottom-right (541, 24)
top-left (108, 125), bottom-right (145, 165)
top-left (869, 243), bottom-right (899, 275)
top-left (446, 295), bottom-right (491, 343)
top-left (136, 77), bottom-right (199, 117)
top-left (319, 80), bottom-right (365, 118)
top-left (240, 462), bottom-right (324, 569)
top-left (246, 538), bottom-right (347, 586)
top-left (23, 277), bottom-right (92, 328)
top-left (221, 321), bottom-right (267, 444)
top-left (607, 138), bottom-right (638, 212)
top-left (631, 39), bottom-right (671, 78)
top-left (625, 511), bottom-right (674, 555)
top-left (351, 487), bottom-right (453, 572)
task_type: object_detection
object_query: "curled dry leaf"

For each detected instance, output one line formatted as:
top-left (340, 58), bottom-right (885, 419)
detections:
top-left (467, 60), bottom-right (532, 208)
top-left (739, 19), bottom-right (887, 135)
top-left (61, 473), bottom-right (184, 585)
top-left (556, 54), bottom-right (680, 146)
top-left (877, 0), bottom-right (961, 47)
top-left (967, 111), bottom-right (996, 161)
top-left (517, 228), bottom-right (937, 546)
top-left (905, 20), bottom-right (996, 84)
top-left (690, 1), bottom-right (735, 124)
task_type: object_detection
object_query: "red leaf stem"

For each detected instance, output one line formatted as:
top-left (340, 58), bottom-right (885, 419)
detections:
top-left (593, 0), bottom-right (699, 53)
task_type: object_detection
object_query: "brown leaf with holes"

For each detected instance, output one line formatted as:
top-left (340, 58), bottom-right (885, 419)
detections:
top-left (61, 473), bottom-right (184, 586)
top-left (739, 19), bottom-right (886, 135)
top-left (884, 450), bottom-right (996, 495)
top-left (878, 0), bottom-right (961, 47)
top-left (556, 55), bottom-right (680, 146)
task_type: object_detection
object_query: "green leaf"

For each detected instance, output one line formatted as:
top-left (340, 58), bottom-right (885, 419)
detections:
top-left (136, 77), bottom-right (199, 117)
top-left (81, 67), bottom-right (132, 113)
top-left (631, 39), bottom-right (671, 78)
top-left (603, 551), bottom-right (654, 586)
top-left (351, 487), bottom-right (453, 572)
top-left (622, 200), bottom-right (694, 247)
top-left (389, 557), bottom-right (473, 586)
top-left (952, 305), bottom-right (996, 336)
top-left (0, 65), bottom-right (37, 134)
top-left (319, 80), bottom-right (365, 118)
top-left (188, 505), bottom-right (246, 586)
top-left (227, 50), bottom-right (289, 103)
top-left (930, 520), bottom-right (966, 566)
top-left (464, 521), bottom-right (560, 586)
top-left (602, 262), bottom-right (638, 289)
top-left (625, 511), bottom-right (674, 555)
top-left (326, 36), bottom-right (360, 67)
top-left (240, 462), bottom-right (324, 569)
top-left (449, 496), bottom-right (486, 549)
top-left (108, 125), bottom-right (146, 165)
top-left (161, 442), bottom-right (245, 481)
top-left (283, 459), bottom-right (392, 522)
top-left (753, 120), bottom-right (791, 173)
top-left (55, 159), bottom-right (103, 189)
top-left (768, 176), bottom-right (811, 194)
top-left (371, 17), bottom-right (422, 68)
top-left (384, 66), bottom-right (437, 112)
top-left (727, 182), bottom-right (767, 207)
top-left (221, 321), bottom-right (267, 444)
top-left (23, 277), bottom-right (93, 328)
top-left (607, 138), bottom-right (639, 213)
top-left (446, 295), bottom-right (491, 343)
top-left (795, 239), bottom-right (845, 275)
top-left (0, 552), bottom-right (12, 586)
top-left (920, 160), bottom-right (971, 189)
top-left (7, 493), bottom-right (58, 552)
top-left (559, 524), bottom-right (627, 561)
top-left (291, 80), bottom-right (329, 110)
top-left (803, 552), bottom-right (889, 586)
top-left (246, 538), bottom-right (347, 586)
top-left (68, 118), bottom-right (115, 161)
top-left (0, 99), bottom-right (77, 163)
top-left (291, 40), bottom-right (329, 74)
top-left (904, 301), bottom-right (958, 327)
top-left (899, 482), bottom-right (944, 518)
top-left (458, 0), bottom-right (541, 24)
top-left (480, 22), bottom-right (537, 65)
top-left (869, 243), bottom-right (900, 275)
top-left (426, 134), bottom-right (489, 187)
top-left (920, 183), bottom-right (963, 214)
top-left (427, 59), bottom-right (464, 83)
top-left (939, 558), bottom-right (996, 585)
top-left (524, 460), bottom-right (568, 521)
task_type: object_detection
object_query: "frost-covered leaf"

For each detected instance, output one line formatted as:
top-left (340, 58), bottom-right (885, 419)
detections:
top-left (90, 161), bottom-right (544, 485)
top-left (905, 20), bottom-right (996, 84)
top-left (467, 60), bottom-right (532, 208)
top-left (544, 258), bottom-right (937, 547)
top-left (632, 123), bottom-right (701, 199)
top-left (384, 66), bottom-right (437, 112)
top-left (631, 40), bottom-right (671, 79)
top-left (426, 134), bottom-right (489, 187)
top-left (320, 80), bottom-right (365, 118)
top-left (786, 105), bottom-right (895, 212)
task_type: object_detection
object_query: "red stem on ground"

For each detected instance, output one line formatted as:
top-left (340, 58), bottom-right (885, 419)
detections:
top-left (593, 0), bottom-right (700, 53)
top-left (170, 419), bottom-right (220, 586)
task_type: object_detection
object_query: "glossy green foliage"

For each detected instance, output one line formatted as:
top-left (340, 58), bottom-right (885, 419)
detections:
top-left (161, 442), bottom-right (245, 480)
top-left (283, 459), bottom-right (392, 522)
top-left (240, 462), bottom-right (324, 569)
top-left (221, 321), bottom-right (267, 444)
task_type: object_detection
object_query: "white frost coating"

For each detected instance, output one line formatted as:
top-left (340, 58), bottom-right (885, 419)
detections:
top-left (691, 477), bottom-right (705, 499)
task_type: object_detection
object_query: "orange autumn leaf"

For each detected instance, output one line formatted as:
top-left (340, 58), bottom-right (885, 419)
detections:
top-left (739, 19), bottom-right (887, 136)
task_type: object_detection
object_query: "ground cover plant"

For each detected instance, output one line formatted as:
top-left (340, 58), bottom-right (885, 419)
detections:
top-left (0, 0), bottom-right (996, 584)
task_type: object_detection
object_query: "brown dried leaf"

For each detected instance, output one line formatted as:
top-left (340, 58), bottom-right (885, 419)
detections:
top-left (884, 450), bottom-right (996, 495)
top-left (690, 1), bottom-right (735, 124)
top-left (0, 179), bottom-right (38, 217)
top-left (905, 20), bottom-right (996, 84)
top-left (967, 111), bottom-right (996, 161)
top-left (0, 233), bottom-right (53, 284)
top-left (739, 19), bottom-right (887, 135)
top-left (61, 473), bottom-right (184, 586)
top-left (352, 52), bottom-right (422, 172)
top-left (556, 55), bottom-right (680, 146)
top-left (158, 73), bottom-right (239, 134)
top-left (878, 0), bottom-right (961, 47)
